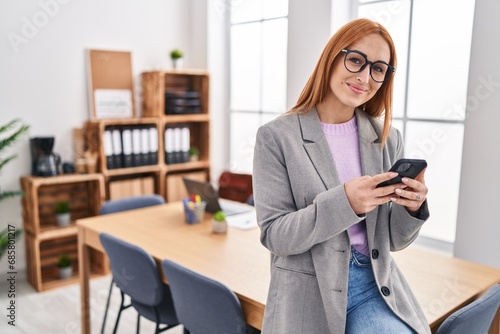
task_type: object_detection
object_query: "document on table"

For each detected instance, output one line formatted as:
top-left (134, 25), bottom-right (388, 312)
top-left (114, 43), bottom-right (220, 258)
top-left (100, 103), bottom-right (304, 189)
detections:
top-left (225, 211), bottom-right (258, 230)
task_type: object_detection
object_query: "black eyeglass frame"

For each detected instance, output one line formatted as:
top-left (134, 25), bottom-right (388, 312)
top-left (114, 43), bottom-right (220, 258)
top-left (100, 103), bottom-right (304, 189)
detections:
top-left (341, 49), bottom-right (396, 83)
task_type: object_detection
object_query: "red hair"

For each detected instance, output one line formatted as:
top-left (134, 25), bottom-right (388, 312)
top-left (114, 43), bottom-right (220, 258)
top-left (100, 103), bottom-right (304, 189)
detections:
top-left (290, 18), bottom-right (397, 144)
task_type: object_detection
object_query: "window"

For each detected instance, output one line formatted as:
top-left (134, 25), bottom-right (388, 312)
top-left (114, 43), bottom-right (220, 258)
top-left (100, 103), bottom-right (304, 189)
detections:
top-left (229, 0), bottom-right (288, 173)
top-left (227, 0), bottom-right (476, 244)
top-left (357, 0), bottom-right (475, 243)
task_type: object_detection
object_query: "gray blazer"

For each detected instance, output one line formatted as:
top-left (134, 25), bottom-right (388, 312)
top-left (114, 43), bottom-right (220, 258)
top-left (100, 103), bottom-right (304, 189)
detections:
top-left (253, 108), bottom-right (431, 334)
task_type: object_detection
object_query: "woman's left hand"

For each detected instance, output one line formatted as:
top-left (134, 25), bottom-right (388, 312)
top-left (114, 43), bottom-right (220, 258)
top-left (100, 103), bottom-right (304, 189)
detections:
top-left (390, 169), bottom-right (428, 216)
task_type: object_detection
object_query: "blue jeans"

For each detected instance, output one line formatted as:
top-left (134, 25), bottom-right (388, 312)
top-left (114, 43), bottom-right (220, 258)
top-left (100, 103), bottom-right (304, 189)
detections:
top-left (346, 247), bottom-right (414, 334)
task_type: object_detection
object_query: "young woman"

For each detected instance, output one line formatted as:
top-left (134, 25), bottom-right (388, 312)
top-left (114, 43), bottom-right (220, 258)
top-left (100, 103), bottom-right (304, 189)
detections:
top-left (253, 18), bottom-right (430, 334)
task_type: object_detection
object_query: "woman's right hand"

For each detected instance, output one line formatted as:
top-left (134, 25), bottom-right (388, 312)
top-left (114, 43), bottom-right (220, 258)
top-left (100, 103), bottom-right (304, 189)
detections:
top-left (344, 172), bottom-right (404, 215)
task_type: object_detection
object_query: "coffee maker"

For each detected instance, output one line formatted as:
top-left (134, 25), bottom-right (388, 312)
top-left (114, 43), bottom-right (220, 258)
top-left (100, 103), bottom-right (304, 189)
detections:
top-left (30, 137), bottom-right (61, 176)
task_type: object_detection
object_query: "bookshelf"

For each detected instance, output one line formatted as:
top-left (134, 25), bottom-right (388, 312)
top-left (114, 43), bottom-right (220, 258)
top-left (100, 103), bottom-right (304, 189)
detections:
top-left (20, 174), bottom-right (108, 291)
top-left (82, 69), bottom-right (211, 201)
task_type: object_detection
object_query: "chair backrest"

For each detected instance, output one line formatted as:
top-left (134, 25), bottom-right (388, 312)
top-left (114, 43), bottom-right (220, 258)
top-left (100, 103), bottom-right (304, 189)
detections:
top-left (100, 233), bottom-right (163, 306)
top-left (218, 171), bottom-right (253, 203)
top-left (100, 194), bottom-right (165, 215)
top-left (436, 284), bottom-right (500, 334)
top-left (161, 259), bottom-right (247, 334)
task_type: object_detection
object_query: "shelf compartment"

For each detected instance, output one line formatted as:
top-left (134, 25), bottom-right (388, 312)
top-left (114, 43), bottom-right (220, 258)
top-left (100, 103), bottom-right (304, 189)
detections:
top-left (142, 70), bottom-right (209, 118)
top-left (21, 175), bottom-right (105, 235)
top-left (106, 171), bottom-right (161, 200)
top-left (164, 169), bottom-right (209, 202)
top-left (25, 232), bottom-right (107, 292)
top-left (85, 118), bottom-right (162, 174)
top-left (163, 121), bottom-right (210, 166)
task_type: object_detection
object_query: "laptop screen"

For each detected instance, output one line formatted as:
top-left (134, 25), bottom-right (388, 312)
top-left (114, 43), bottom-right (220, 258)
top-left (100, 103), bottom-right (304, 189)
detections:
top-left (182, 178), bottom-right (223, 213)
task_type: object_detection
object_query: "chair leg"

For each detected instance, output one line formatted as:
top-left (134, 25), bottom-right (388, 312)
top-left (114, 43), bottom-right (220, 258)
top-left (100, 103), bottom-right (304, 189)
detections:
top-left (101, 278), bottom-right (114, 334)
top-left (136, 313), bottom-right (140, 334)
top-left (112, 290), bottom-right (126, 334)
top-left (154, 307), bottom-right (161, 334)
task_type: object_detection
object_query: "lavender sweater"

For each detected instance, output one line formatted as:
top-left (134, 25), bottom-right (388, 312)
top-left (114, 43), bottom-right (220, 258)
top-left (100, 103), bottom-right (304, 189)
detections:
top-left (321, 117), bottom-right (369, 256)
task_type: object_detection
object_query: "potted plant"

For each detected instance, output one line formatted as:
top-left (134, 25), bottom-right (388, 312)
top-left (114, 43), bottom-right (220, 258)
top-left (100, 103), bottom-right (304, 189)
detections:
top-left (55, 201), bottom-right (71, 226)
top-left (188, 146), bottom-right (199, 162)
top-left (170, 49), bottom-right (183, 69)
top-left (0, 118), bottom-right (29, 261)
top-left (57, 253), bottom-right (72, 279)
top-left (212, 210), bottom-right (227, 234)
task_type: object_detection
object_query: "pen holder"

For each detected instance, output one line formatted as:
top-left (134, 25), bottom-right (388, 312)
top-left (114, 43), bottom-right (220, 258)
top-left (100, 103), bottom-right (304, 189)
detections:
top-left (182, 199), bottom-right (206, 224)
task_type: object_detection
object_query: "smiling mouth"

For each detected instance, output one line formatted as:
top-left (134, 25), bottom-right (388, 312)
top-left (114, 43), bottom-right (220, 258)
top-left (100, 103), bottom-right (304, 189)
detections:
top-left (347, 83), bottom-right (367, 94)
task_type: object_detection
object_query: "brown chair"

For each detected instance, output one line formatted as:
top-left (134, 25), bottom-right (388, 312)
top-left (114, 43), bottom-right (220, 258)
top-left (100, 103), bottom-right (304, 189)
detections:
top-left (218, 171), bottom-right (253, 203)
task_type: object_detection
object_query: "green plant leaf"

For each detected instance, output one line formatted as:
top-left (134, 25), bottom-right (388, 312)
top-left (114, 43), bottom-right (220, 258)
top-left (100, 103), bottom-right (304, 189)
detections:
top-left (55, 201), bottom-right (70, 213)
top-left (0, 228), bottom-right (23, 259)
top-left (0, 119), bottom-right (30, 153)
top-left (57, 254), bottom-right (72, 267)
top-left (170, 49), bottom-right (183, 59)
top-left (0, 155), bottom-right (17, 171)
top-left (0, 190), bottom-right (24, 201)
top-left (213, 210), bottom-right (226, 221)
top-left (0, 119), bottom-right (30, 203)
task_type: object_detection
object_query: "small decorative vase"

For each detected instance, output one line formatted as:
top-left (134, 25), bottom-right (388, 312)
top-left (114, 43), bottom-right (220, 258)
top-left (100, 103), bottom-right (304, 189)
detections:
top-left (172, 58), bottom-right (183, 69)
top-left (56, 213), bottom-right (71, 226)
top-left (212, 219), bottom-right (227, 234)
top-left (189, 155), bottom-right (199, 162)
top-left (58, 266), bottom-right (72, 279)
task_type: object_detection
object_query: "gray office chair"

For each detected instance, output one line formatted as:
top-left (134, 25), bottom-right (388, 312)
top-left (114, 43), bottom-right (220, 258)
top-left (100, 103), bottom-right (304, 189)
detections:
top-left (162, 259), bottom-right (255, 334)
top-left (436, 284), bottom-right (500, 334)
top-left (99, 194), bottom-right (165, 215)
top-left (99, 194), bottom-right (165, 333)
top-left (100, 233), bottom-right (180, 334)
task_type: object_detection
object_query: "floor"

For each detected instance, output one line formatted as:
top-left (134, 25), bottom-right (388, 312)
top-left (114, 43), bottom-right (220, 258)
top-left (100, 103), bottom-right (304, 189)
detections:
top-left (0, 274), bottom-right (185, 334)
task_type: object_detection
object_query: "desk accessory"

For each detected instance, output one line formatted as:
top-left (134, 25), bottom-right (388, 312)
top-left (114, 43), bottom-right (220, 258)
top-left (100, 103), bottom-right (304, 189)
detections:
top-left (182, 195), bottom-right (206, 224)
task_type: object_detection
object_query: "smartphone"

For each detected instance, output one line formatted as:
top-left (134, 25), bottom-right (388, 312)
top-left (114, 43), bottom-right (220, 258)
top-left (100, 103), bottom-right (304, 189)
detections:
top-left (376, 158), bottom-right (427, 188)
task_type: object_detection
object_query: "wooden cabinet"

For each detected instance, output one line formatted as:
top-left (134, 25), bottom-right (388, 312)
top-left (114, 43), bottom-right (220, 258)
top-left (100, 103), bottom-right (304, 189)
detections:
top-left (142, 69), bottom-right (211, 202)
top-left (20, 174), bottom-right (108, 291)
top-left (81, 70), bottom-right (210, 201)
top-left (83, 70), bottom-right (212, 201)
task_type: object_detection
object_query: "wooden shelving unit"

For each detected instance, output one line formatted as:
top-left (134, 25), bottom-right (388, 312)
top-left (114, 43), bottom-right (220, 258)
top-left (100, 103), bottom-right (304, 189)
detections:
top-left (20, 174), bottom-right (108, 292)
top-left (81, 70), bottom-right (211, 201)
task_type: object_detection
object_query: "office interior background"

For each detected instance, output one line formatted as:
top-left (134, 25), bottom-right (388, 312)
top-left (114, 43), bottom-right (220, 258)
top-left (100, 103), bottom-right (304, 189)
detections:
top-left (0, 0), bottom-right (499, 281)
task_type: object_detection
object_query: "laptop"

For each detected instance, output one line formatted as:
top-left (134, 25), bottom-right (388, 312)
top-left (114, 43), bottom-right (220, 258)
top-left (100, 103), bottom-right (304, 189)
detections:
top-left (182, 177), bottom-right (253, 216)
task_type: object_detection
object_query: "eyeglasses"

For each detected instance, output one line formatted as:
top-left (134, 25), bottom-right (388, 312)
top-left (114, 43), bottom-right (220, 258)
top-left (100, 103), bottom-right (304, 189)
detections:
top-left (341, 49), bottom-right (395, 83)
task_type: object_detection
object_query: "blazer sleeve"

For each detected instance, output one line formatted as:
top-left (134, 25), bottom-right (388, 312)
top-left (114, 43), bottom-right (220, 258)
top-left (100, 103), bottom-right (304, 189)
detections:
top-left (386, 128), bottom-right (430, 251)
top-left (253, 124), bottom-right (364, 257)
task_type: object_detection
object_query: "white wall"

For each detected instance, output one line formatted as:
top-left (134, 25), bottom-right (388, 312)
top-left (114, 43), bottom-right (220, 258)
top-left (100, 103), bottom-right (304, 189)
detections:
top-left (207, 0), bottom-right (230, 180)
top-left (286, 0), bottom-right (333, 110)
top-left (0, 0), bottom-right (207, 275)
top-left (454, 0), bottom-right (500, 268)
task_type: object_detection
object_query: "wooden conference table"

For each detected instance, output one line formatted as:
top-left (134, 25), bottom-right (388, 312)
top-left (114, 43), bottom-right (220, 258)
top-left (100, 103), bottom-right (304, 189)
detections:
top-left (77, 202), bottom-right (500, 334)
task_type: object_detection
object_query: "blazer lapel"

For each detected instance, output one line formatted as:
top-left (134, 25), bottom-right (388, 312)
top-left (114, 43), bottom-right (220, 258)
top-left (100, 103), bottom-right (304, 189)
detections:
top-left (355, 108), bottom-right (384, 245)
top-left (298, 108), bottom-right (340, 190)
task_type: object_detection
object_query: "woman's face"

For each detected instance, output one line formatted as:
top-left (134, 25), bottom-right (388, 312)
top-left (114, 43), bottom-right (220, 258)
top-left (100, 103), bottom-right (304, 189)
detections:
top-left (326, 33), bottom-right (391, 113)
